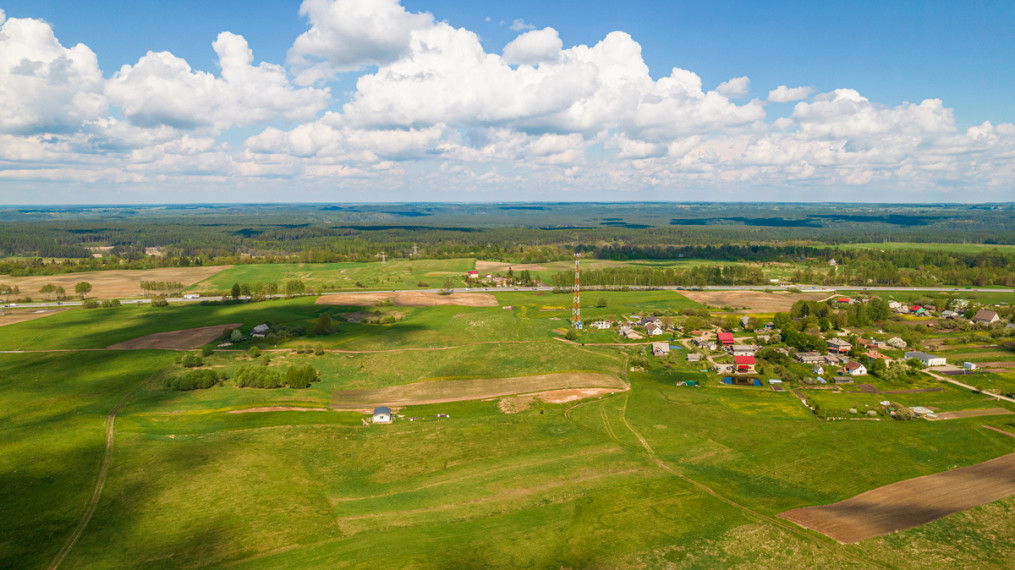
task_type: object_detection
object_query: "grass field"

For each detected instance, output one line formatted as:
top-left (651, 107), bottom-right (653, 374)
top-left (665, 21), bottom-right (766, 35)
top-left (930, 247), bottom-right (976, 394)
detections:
top-left (839, 242), bottom-right (1015, 253)
top-left (2, 289), bottom-right (1015, 568)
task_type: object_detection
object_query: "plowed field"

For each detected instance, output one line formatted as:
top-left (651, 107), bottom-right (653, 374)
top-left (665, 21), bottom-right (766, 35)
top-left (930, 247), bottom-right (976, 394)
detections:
top-left (107, 323), bottom-right (243, 350)
top-left (778, 452), bottom-right (1015, 543)
top-left (316, 291), bottom-right (497, 307)
top-left (0, 266), bottom-right (228, 299)
top-left (678, 290), bottom-right (830, 313)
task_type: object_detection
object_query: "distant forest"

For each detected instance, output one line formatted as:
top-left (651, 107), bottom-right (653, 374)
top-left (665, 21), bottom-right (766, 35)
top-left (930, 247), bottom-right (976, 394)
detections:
top-left (0, 203), bottom-right (1013, 285)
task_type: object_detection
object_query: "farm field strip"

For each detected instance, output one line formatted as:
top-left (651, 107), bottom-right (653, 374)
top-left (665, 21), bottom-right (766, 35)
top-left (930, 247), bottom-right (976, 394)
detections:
top-left (778, 452), bottom-right (1015, 543)
top-left (315, 291), bottom-right (497, 307)
top-left (331, 372), bottom-right (626, 408)
top-left (106, 323), bottom-right (243, 350)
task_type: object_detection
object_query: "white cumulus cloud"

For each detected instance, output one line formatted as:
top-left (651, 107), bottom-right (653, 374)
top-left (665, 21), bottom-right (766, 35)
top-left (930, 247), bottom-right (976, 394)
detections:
top-left (0, 12), bottom-right (106, 134)
top-left (767, 85), bottom-right (813, 103)
top-left (716, 76), bottom-right (750, 98)
top-left (288, 0), bottom-right (433, 84)
top-left (502, 27), bottom-right (563, 66)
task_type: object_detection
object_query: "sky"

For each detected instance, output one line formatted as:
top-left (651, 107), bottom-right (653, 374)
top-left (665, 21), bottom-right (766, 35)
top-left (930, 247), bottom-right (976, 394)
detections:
top-left (1, 0), bottom-right (1013, 204)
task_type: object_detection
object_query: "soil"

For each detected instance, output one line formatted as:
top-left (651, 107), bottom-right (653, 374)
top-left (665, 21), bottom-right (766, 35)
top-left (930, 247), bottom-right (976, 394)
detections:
top-left (778, 451), bottom-right (1015, 543)
top-left (677, 290), bottom-right (831, 313)
top-left (227, 407), bottom-right (328, 414)
top-left (107, 323), bottom-right (243, 350)
top-left (316, 291), bottom-right (497, 307)
top-left (536, 388), bottom-right (615, 404)
top-left (0, 265), bottom-right (228, 299)
top-left (928, 408), bottom-right (1015, 420)
top-left (474, 261), bottom-right (547, 273)
top-left (332, 372), bottom-right (626, 408)
top-left (0, 308), bottom-right (67, 327)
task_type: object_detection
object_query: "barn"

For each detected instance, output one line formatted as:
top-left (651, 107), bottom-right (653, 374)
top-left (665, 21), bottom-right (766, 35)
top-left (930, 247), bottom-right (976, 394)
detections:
top-left (372, 407), bottom-right (392, 424)
top-left (717, 332), bottom-right (735, 346)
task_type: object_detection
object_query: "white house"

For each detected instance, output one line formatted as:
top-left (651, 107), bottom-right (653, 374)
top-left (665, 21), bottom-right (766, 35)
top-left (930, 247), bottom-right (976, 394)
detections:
top-left (844, 361), bottom-right (867, 376)
top-left (591, 320), bottom-right (612, 330)
top-left (963, 362), bottom-right (977, 371)
top-left (731, 344), bottom-right (756, 356)
top-left (645, 323), bottom-right (664, 336)
top-left (372, 407), bottom-right (392, 424)
top-left (904, 351), bottom-right (947, 367)
top-left (812, 363), bottom-right (824, 375)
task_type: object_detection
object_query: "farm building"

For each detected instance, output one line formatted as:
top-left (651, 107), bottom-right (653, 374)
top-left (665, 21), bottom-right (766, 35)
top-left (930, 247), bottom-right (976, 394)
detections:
top-left (973, 309), bottom-right (1000, 324)
top-left (652, 342), bottom-right (670, 357)
top-left (964, 362), bottom-right (977, 371)
top-left (826, 338), bottom-right (851, 354)
top-left (734, 355), bottom-right (756, 373)
top-left (731, 344), bottom-right (756, 356)
top-left (251, 323), bottom-right (270, 338)
top-left (843, 361), bottom-right (867, 376)
top-left (904, 351), bottom-right (947, 367)
top-left (590, 320), bottom-right (612, 329)
top-left (372, 407), bottom-right (392, 424)
top-left (717, 332), bottom-right (735, 346)
top-left (796, 351), bottom-right (824, 364)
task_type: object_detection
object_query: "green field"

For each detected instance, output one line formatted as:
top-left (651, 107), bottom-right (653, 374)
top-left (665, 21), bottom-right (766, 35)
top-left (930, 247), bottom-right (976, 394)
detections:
top-left (2, 289), bottom-right (1015, 568)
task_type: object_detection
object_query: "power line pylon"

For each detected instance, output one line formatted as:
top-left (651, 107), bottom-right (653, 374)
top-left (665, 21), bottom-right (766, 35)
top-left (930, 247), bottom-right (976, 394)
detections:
top-left (572, 252), bottom-right (582, 330)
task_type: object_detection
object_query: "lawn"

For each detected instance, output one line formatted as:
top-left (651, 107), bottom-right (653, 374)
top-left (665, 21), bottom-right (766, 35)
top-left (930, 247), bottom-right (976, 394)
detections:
top-left (839, 242), bottom-right (1015, 254)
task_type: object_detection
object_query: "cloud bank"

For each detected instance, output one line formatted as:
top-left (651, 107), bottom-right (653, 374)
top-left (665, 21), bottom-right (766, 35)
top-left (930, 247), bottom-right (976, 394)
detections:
top-left (0, 2), bottom-right (1013, 202)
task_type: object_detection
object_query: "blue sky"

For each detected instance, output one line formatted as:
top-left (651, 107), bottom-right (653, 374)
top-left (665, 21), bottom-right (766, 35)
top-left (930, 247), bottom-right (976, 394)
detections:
top-left (0, 0), bottom-right (1013, 204)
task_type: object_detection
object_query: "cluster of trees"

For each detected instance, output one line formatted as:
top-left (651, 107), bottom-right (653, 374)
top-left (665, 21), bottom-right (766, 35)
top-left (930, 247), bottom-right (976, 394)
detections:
top-left (233, 364), bottom-right (320, 389)
top-left (164, 369), bottom-right (220, 391)
top-left (551, 265), bottom-right (767, 289)
top-left (140, 280), bottom-right (184, 296)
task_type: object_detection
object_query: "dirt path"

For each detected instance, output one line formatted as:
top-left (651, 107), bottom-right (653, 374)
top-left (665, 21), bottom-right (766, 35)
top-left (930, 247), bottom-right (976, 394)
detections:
top-left (925, 370), bottom-right (1015, 404)
top-left (47, 374), bottom-right (153, 570)
top-left (983, 425), bottom-right (1015, 438)
top-left (929, 408), bottom-right (1014, 421)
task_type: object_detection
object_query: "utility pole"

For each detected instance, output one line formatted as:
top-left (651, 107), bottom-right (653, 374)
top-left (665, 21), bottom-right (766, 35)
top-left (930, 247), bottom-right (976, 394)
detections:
top-left (412, 243), bottom-right (418, 257)
top-left (572, 252), bottom-right (582, 330)
top-left (379, 252), bottom-right (386, 264)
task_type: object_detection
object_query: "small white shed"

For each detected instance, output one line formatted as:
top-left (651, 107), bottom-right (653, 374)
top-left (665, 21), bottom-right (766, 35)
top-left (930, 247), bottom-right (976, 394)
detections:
top-left (372, 407), bottom-right (392, 424)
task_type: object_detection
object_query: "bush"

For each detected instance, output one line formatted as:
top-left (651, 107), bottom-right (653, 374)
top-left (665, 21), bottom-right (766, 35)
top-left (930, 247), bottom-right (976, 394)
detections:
top-left (230, 329), bottom-right (245, 342)
top-left (249, 346), bottom-right (261, 358)
top-left (82, 300), bottom-right (99, 309)
top-left (234, 365), bottom-right (282, 388)
top-left (164, 369), bottom-right (219, 391)
top-left (564, 328), bottom-right (579, 341)
top-left (200, 345), bottom-right (213, 357)
top-left (150, 296), bottom-right (169, 307)
top-left (100, 299), bottom-right (121, 308)
top-left (284, 364), bottom-right (320, 389)
top-left (314, 343), bottom-right (324, 355)
top-left (181, 353), bottom-right (204, 368)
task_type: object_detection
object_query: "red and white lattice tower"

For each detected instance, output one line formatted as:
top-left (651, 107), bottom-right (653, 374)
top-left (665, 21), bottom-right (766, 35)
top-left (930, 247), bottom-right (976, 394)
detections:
top-left (572, 252), bottom-right (583, 329)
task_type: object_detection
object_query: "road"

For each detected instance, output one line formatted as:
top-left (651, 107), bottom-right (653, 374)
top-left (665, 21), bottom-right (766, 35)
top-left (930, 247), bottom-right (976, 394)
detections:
top-left (4, 283), bottom-right (1012, 311)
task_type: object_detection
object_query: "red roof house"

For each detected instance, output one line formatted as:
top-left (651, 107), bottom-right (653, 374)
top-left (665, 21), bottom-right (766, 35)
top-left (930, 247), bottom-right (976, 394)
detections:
top-left (717, 332), bottom-right (735, 346)
top-left (837, 297), bottom-right (851, 303)
top-left (734, 355), bottom-right (756, 372)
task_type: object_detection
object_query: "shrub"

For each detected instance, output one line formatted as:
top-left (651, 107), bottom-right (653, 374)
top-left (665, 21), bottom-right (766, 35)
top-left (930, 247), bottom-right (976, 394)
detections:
top-left (150, 296), bottom-right (169, 307)
top-left (234, 365), bottom-right (282, 388)
top-left (284, 364), bottom-right (320, 389)
top-left (181, 353), bottom-right (204, 368)
top-left (314, 343), bottom-right (324, 355)
top-left (164, 369), bottom-right (219, 391)
top-left (82, 300), bottom-right (99, 309)
top-left (200, 345), bottom-right (213, 357)
top-left (249, 346), bottom-right (261, 358)
top-left (100, 299), bottom-right (121, 308)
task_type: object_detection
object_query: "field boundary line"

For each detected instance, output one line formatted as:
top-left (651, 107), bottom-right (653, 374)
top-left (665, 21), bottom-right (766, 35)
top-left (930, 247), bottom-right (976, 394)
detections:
top-left (47, 374), bottom-right (152, 570)
top-left (983, 425), bottom-right (1015, 438)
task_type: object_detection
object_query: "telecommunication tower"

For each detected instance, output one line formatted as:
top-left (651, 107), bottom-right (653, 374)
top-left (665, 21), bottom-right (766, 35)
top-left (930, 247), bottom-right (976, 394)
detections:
top-left (572, 252), bottom-right (582, 329)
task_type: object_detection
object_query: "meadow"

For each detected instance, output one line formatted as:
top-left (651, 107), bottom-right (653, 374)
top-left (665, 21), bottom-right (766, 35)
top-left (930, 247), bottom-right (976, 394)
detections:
top-left (1, 288), bottom-right (1014, 568)
top-left (839, 242), bottom-right (1015, 253)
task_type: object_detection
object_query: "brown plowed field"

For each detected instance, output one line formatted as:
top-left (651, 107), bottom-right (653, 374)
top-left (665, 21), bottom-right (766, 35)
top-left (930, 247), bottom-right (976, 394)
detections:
top-left (778, 452), bottom-right (1015, 543)
top-left (316, 291), bottom-right (497, 307)
top-left (678, 290), bottom-right (830, 313)
top-left (0, 266), bottom-right (228, 299)
top-left (331, 372), bottom-right (625, 408)
top-left (929, 408), bottom-right (1014, 420)
top-left (0, 308), bottom-right (67, 327)
top-left (107, 323), bottom-right (243, 350)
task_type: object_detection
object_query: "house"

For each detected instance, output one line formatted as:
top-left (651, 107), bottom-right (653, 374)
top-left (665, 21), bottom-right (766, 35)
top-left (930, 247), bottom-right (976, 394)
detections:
top-left (717, 332), bottom-right (735, 346)
top-left (590, 320), bottom-right (612, 329)
top-left (836, 297), bottom-right (851, 304)
top-left (652, 342), bottom-right (670, 357)
top-left (795, 351), bottom-right (825, 364)
top-left (812, 363), bottom-right (824, 375)
top-left (731, 344), bottom-right (756, 356)
top-left (645, 323), bottom-right (664, 336)
top-left (687, 353), bottom-right (702, 362)
top-left (844, 361), bottom-right (867, 376)
top-left (973, 309), bottom-right (1000, 324)
top-left (739, 316), bottom-right (750, 329)
top-left (638, 316), bottom-right (663, 328)
top-left (467, 270), bottom-right (479, 278)
top-left (826, 338), bottom-right (851, 354)
top-left (888, 301), bottom-right (902, 310)
top-left (372, 407), bottom-right (392, 424)
top-left (618, 326), bottom-right (644, 340)
top-left (904, 351), bottom-right (947, 367)
top-left (251, 323), bottom-right (270, 338)
top-left (910, 305), bottom-right (927, 316)
top-left (865, 350), bottom-right (892, 365)
top-left (941, 310), bottom-right (959, 319)
top-left (734, 355), bottom-right (756, 373)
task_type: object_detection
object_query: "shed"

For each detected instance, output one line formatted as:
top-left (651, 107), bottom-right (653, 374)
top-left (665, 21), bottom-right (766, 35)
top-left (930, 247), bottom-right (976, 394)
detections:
top-left (372, 407), bottom-right (392, 424)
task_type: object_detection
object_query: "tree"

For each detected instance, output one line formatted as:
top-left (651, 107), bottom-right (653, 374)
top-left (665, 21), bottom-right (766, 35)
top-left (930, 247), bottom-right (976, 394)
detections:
top-left (74, 281), bottom-right (92, 299)
top-left (313, 312), bottom-right (334, 335)
top-left (249, 346), bottom-right (261, 358)
top-left (596, 297), bottom-right (607, 308)
top-left (40, 283), bottom-right (56, 299)
top-left (722, 315), bottom-right (740, 332)
top-left (55, 286), bottom-right (66, 300)
top-left (284, 279), bottom-right (305, 297)
top-left (565, 328), bottom-right (579, 341)
top-left (231, 282), bottom-right (241, 300)
top-left (230, 329), bottom-right (245, 342)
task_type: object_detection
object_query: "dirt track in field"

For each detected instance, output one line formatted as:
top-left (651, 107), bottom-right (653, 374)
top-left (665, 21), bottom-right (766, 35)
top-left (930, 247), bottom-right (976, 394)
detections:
top-left (227, 407), bottom-right (328, 414)
top-left (0, 308), bottom-right (67, 327)
top-left (0, 266), bottom-right (228, 299)
top-left (316, 291), bottom-right (497, 307)
top-left (331, 372), bottom-right (625, 408)
top-left (929, 408), bottom-right (1015, 420)
top-left (678, 290), bottom-right (831, 313)
top-left (778, 452), bottom-right (1015, 543)
top-left (474, 261), bottom-right (547, 273)
top-left (107, 323), bottom-right (243, 350)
